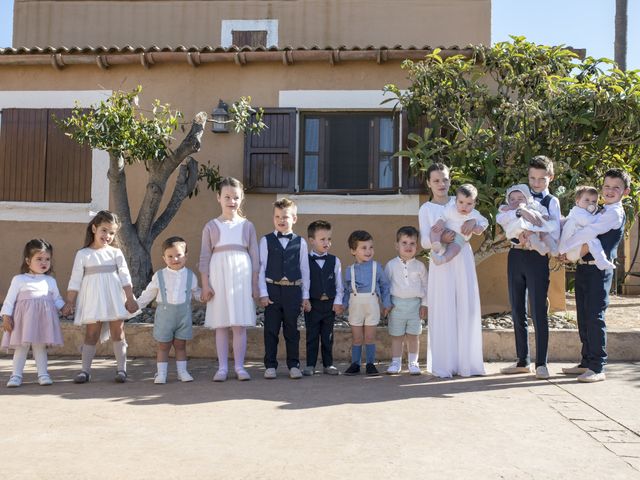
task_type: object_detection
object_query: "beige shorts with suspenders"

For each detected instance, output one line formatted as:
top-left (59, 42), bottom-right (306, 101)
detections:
top-left (347, 262), bottom-right (381, 327)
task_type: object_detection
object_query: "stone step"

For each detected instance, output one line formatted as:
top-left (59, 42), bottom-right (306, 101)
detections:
top-left (14, 322), bottom-right (639, 362)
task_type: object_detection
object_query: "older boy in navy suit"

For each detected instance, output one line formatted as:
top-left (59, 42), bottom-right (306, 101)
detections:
top-left (561, 169), bottom-right (630, 382)
top-left (497, 155), bottom-right (561, 380)
top-left (303, 220), bottom-right (344, 376)
top-left (259, 198), bottom-right (311, 379)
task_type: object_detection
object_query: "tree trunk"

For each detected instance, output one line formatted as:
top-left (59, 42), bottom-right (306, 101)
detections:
top-left (615, 0), bottom-right (627, 70)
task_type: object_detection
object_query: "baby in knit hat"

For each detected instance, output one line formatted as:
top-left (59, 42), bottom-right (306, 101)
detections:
top-left (498, 183), bottom-right (559, 256)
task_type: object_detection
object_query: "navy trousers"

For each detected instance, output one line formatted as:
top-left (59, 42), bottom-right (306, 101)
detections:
top-left (264, 284), bottom-right (302, 369)
top-left (304, 298), bottom-right (335, 368)
top-left (574, 265), bottom-right (611, 373)
top-left (507, 248), bottom-right (550, 367)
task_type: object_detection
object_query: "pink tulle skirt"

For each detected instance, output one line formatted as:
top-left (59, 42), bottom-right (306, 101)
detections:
top-left (1, 292), bottom-right (63, 349)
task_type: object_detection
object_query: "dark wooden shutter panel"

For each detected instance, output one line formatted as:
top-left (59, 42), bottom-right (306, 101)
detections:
top-left (232, 30), bottom-right (267, 47)
top-left (46, 109), bottom-right (92, 202)
top-left (400, 111), bottom-right (428, 194)
top-left (0, 108), bottom-right (47, 201)
top-left (244, 108), bottom-right (296, 193)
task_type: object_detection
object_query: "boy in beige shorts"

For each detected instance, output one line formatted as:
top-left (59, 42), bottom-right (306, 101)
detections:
top-left (343, 230), bottom-right (392, 376)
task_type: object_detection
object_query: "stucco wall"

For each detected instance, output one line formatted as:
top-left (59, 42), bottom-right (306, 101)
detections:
top-left (0, 56), bottom-right (565, 313)
top-left (13, 0), bottom-right (491, 48)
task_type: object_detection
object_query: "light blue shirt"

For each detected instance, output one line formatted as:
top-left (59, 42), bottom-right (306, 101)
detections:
top-left (343, 260), bottom-right (392, 309)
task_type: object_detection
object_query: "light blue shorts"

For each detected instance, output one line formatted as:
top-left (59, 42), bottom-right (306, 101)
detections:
top-left (387, 296), bottom-right (422, 336)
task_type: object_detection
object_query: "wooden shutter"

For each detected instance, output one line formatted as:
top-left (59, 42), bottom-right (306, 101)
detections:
top-left (232, 30), bottom-right (267, 47)
top-left (46, 109), bottom-right (92, 202)
top-left (0, 108), bottom-right (92, 202)
top-left (244, 108), bottom-right (296, 193)
top-left (0, 108), bottom-right (48, 201)
top-left (400, 111), bottom-right (428, 194)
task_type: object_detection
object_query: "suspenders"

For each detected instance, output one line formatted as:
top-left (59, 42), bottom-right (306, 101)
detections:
top-left (157, 269), bottom-right (192, 307)
top-left (350, 262), bottom-right (377, 297)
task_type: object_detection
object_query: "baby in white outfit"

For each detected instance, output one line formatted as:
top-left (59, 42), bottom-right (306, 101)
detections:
top-left (558, 185), bottom-right (615, 270)
top-left (498, 183), bottom-right (559, 256)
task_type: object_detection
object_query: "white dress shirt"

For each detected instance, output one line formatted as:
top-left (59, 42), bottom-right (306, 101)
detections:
top-left (136, 267), bottom-right (201, 308)
top-left (258, 231), bottom-right (310, 299)
top-left (384, 257), bottom-right (428, 306)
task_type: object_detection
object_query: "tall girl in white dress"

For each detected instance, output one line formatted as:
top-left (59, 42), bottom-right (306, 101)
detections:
top-left (418, 164), bottom-right (486, 378)
top-left (62, 211), bottom-right (138, 384)
top-left (2, 239), bottom-right (64, 387)
top-left (199, 177), bottom-right (260, 382)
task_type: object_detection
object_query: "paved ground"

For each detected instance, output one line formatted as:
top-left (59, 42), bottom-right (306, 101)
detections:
top-left (1, 358), bottom-right (639, 480)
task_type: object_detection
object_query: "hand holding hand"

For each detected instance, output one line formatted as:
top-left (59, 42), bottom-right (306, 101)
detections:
top-left (302, 299), bottom-right (311, 313)
top-left (259, 296), bottom-right (273, 308)
top-left (201, 286), bottom-right (214, 303)
top-left (333, 304), bottom-right (344, 316)
top-left (125, 298), bottom-right (139, 314)
top-left (61, 302), bottom-right (75, 316)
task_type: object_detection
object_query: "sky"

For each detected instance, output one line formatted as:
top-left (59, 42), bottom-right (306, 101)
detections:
top-left (0, 0), bottom-right (638, 70)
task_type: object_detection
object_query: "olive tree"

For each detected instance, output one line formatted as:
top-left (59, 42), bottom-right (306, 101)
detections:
top-left (59, 86), bottom-right (264, 292)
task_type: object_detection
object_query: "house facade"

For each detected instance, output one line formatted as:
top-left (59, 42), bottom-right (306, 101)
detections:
top-left (1, 0), bottom-right (584, 310)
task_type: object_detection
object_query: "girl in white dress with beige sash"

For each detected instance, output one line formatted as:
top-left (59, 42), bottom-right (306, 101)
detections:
top-left (199, 177), bottom-right (260, 382)
top-left (62, 211), bottom-right (138, 384)
top-left (418, 164), bottom-right (486, 378)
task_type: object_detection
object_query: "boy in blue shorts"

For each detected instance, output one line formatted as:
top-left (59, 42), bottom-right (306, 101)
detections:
top-left (384, 226), bottom-right (428, 375)
top-left (136, 237), bottom-right (202, 384)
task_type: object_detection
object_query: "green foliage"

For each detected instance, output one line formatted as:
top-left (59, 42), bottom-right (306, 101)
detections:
top-left (57, 86), bottom-right (181, 167)
top-left (385, 37), bottom-right (640, 231)
top-left (189, 162), bottom-right (222, 198)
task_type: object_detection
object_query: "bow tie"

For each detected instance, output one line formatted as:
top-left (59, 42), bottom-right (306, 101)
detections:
top-left (277, 232), bottom-right (293, 240)
top-left (531, 191), bottom-right (544, 200)
top-left (312, 254), bottom-right (326, 259)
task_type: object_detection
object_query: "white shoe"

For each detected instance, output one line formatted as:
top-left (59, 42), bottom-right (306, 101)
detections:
top-left (264, 368), bottom-right (277, 379)
top-left (562, 365), bottom-right (588, 375)
top-left (7, 375), bottom-right (22, 388)
top-left (535, 365), bottom-right (550, 380)
top-left (386, 360), bottom-right (401, 375)
top-left (289, 367), bottom-right (303, 379)
top-left (154, 372), bottom-right (167, 384)
top-left (235, 369), bottom-right (251, 381)
top-left (577, 369), bottom-right (606, 383)
top-left (500, 363), bottom-right (531, 374)
top-left (38, 374), bottom-right (53, 386)
top-left (177, 371), bottom-right (194, 382)
top-left (408, 362), bottom-right (422, 375)
top-left (213, 369), bottom-right (228, 382)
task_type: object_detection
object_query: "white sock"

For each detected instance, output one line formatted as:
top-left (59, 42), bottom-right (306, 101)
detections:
top-left (408, 352), bottom-right (419, 365)
top-left (12, 345), bottom-right (29, 377)
top-left (176, 360), bottom-right (188, 374)
top-left (112, 340), bottom-right (127, 372)
top-left (156, 362), bottom-right (168, 377)
top-left (216, 328), bottom-right (229, 372)
top-left (32, 344), bottom-right (48, 376)
top-left (232, 327), bottom-right (247, 371)
top-left (81, 344), bottom-right (97, 373)
top-left (392, 356), bottom-right (402, 365)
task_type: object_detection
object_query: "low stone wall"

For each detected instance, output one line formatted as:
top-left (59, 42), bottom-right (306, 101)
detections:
top-left (27, 322), bottom-right (640, 362)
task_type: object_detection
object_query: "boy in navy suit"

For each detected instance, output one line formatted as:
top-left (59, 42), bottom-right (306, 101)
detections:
top-left (302, 220), bottom-right (344, 376)
top-left (561, 169), bottom-right (630, 382)
top-left (258, 199), bottom-right (311, 379)
top-left (497, 155), bottom-right (561, 380)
